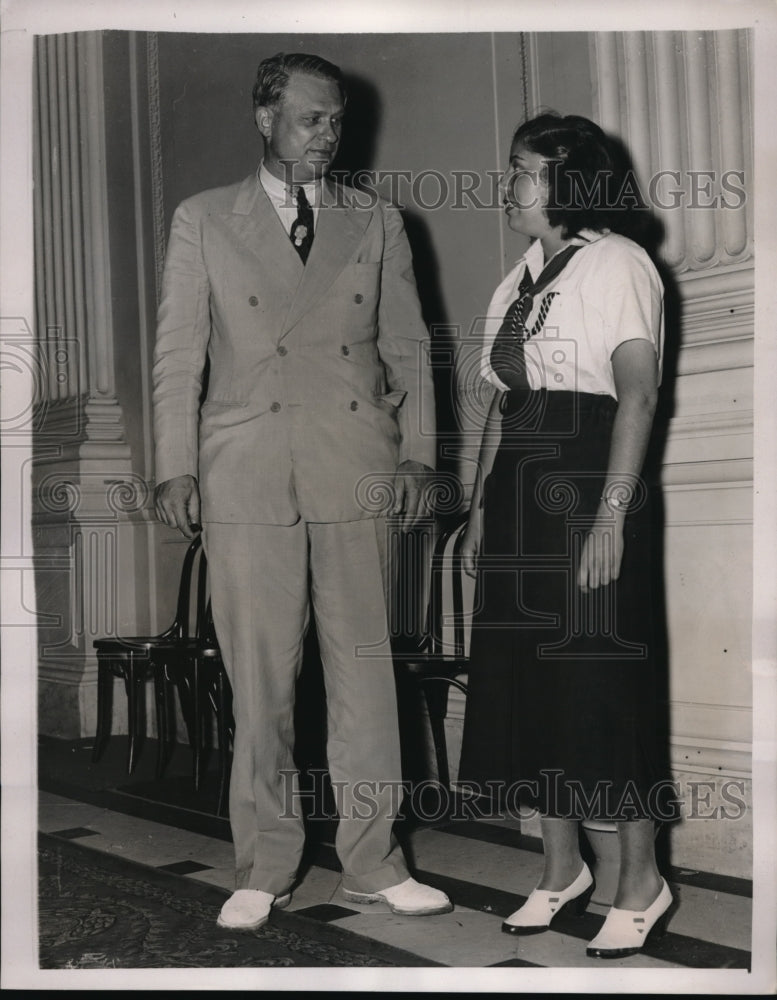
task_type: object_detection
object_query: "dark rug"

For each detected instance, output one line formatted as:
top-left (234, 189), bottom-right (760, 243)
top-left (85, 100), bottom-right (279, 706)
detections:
top-left (38, 833), bottom-right (435, 969)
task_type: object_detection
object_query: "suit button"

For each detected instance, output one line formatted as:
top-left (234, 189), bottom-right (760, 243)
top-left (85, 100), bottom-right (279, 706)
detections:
top-left (277, 346), bottom-right (287, 356)
top-left (249, 296), bottom-right (259, 306)
top-left (341, 345), bottom-right (350, 356)
top-left (354, 294), bottom-right (364, 304)
top-left (271, 402), bottom-right (281, 412)
top-left (350, 400), bottom-right (358, 411)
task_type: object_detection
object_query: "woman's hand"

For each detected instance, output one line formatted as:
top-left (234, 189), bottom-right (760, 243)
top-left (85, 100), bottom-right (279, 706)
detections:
top-left (461, 519), bottom-right (482, 579)
top-left (577, 515), bottom-right (624, 592)
top-left (577, 337), bottom-right (658, 593)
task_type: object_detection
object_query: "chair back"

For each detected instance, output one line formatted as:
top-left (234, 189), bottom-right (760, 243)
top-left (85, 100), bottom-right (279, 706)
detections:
top-left (170, 535), bottom-right (208, 640)
top-left (194, 546), bottom-right (210, 640)
top-left (169, 535), bottom-right (218, 647)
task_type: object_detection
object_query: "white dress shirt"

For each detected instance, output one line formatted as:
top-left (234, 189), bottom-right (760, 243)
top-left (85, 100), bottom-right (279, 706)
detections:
top-left (480, 229), bottom-right (664, 400)
top-left (259, 162), bottom-right (321, 237)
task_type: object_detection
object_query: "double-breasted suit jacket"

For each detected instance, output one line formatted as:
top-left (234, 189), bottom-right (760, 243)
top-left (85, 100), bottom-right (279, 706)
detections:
top-left (152, 173), bottom-right (435, 523)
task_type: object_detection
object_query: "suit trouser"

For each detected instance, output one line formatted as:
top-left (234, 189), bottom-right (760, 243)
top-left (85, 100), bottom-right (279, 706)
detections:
top-left (202, 517), bottom-right (409, 895)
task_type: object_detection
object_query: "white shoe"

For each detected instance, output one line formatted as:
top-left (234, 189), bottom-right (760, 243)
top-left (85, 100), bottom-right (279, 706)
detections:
top-left (216, 888), bottom-right (292, 930)
top-left (502, 864), bottom-right (594, 935)
top-left (586, 878), bottom-right (673, 958)
top-left (343, 876), bottom-right (453, 915)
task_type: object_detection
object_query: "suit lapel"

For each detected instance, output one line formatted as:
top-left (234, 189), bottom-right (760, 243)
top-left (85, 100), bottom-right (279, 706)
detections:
top-left (224, 174), bottom-right (303, 304)
top-left (282, 181), bottom-right (371, 336)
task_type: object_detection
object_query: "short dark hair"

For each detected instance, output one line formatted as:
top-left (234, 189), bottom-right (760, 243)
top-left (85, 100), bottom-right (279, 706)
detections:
top-left (252, 52), bottom-right (345, 110)
top-left (512, 113), bottom-right (646, 238)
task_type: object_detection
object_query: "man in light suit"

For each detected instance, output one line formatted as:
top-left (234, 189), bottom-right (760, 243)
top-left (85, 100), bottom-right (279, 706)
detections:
top-left (153, 52), bottom-right (452, 929)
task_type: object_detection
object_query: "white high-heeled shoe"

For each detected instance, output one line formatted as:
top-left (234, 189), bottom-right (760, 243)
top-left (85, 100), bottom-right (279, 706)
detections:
top-left (502, 863), bottom-right (595, 935)
top-left (586, 878), bottom-right (674, 958)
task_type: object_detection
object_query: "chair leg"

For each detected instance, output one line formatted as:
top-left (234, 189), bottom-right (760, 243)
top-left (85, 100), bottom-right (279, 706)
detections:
top-left (163, 672), bottom-right (179, 773)
top-left (125, 656), bottom-right (147, 775)
top-left (422, 680), bottom-right (451, 790)
top-left (92, 657), bottom-right (113, 762)
top-left (173, 664), bottom-right (196, 749)
top-left (153, 666), bottom-right (172, 780)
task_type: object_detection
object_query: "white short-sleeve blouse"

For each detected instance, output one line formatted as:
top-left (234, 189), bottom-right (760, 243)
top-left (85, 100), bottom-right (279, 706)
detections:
top-left (480, 230), bottom-right (664, 400)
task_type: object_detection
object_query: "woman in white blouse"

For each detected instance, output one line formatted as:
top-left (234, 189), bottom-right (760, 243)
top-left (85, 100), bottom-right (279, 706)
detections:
top-left (458, 113), bottom-right (674, 958)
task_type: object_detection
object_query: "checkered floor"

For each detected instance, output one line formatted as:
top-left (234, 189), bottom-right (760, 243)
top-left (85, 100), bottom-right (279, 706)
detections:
top-left (37, 740), bottom-right (754, 977)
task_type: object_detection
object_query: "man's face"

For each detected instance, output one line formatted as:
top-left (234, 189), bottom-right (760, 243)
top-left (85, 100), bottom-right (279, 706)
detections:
top-left (256, 72), bottom-right (344, 184)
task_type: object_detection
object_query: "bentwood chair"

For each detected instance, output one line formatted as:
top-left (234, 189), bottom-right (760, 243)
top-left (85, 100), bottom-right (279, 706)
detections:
top-left (393, 513), bottom-right (471, 790)
top-left (175, 518), bottom-right (474, 814)
top-left (193, 515), bottom-right (474, 812)
top-left (186, 517), bottom-right (473, 811)
top-left (171, 590), bottom-right (235, 817)
top-left (92, 535), bottom-right (205, 776)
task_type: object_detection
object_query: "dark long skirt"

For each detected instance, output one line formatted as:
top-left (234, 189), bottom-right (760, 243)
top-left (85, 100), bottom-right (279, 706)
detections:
top-left (458, 388), bottom-right (667, 822)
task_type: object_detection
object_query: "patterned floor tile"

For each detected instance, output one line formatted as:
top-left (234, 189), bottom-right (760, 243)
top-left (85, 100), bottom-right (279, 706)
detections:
top-left (293, 903), bottom-right (361, 922)
top-left (48, 827), bottom-right (99, 840)
top-left (157, 860), bottom-right (214, 875)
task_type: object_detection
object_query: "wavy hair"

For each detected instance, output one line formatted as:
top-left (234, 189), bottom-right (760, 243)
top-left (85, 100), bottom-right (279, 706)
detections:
top-left (252, 52), bottom-right (345, 111)
top-left (512, 113), bottom-right (647, 238)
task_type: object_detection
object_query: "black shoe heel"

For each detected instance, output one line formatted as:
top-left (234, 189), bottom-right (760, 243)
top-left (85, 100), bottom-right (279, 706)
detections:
top-left (586, 882), bottom-right (676, 958)
top-left (647, 897), bottom-right (677, 941)
top-left (570, 880), bottom-right (596, 916)
top-left (502, 865), bottom-right (594, 935)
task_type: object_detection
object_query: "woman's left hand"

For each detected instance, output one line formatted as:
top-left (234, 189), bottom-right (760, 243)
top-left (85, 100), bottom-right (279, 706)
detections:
top-left (578, 517), bottom-right (625, 592)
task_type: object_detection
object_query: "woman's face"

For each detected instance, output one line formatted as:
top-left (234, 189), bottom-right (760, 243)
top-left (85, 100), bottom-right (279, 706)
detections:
top-left (499, 141), bottom-right (553, 240)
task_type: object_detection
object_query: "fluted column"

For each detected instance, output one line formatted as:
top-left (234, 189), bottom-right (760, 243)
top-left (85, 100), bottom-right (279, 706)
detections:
top-left (622, 32), bottom-right (652, 197)
top-left (683, 32), bottom-right (718, 265)
top-left (591, 29), bottom-right (752, 274)
top-left (652, 32), bottom-right (685, 268)
top-left (33, 31), bottom-right (131, 465)
top-left (593, 33), bottom-right (620, 133)
top-left (33, 31), bottom-right (146, 741)
top-left (588, 30), bottom-right (755, 493)
top-left (714, 30), bottom-right (749, 259)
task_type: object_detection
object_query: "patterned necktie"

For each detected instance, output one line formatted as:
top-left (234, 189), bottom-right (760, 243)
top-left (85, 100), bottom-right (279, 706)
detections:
top-left (290, 185), bottom-right (314, 264)
top-left (490, 242), bottom-right (583, 389)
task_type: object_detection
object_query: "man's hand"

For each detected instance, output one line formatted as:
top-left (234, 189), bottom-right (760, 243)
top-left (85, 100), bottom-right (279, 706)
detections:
top-left (391, 460), bottom-right (434, 532)
top-left (154, 474), bottom-right (201, 539)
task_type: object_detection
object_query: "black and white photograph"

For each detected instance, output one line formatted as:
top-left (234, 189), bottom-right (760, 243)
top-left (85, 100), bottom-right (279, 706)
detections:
top-left (1, 0), bottom-right (776, 992)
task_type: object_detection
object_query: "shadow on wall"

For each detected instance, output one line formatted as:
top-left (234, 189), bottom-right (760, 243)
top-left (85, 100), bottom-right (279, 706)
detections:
top-left (292, 74), bottom-right (460, 789)
top-left (336, 73), bottom-right (382, 186)
top-left (605, 131), bottom-right (684, 868)
top-left (337, 73), bottom-right (458, 487)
